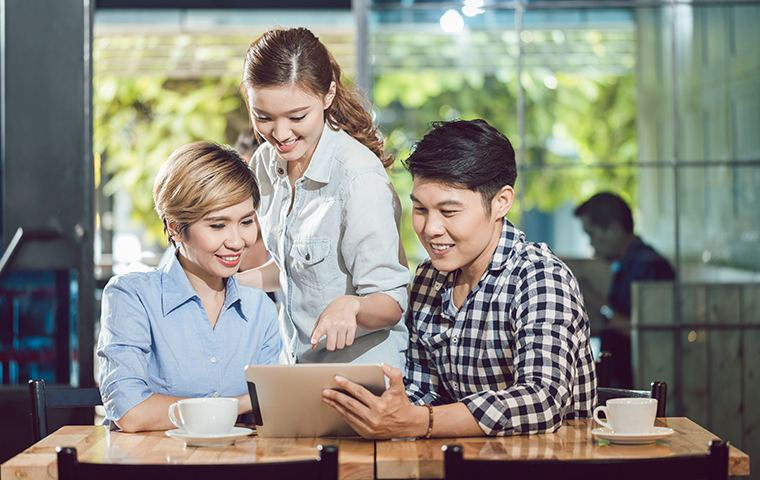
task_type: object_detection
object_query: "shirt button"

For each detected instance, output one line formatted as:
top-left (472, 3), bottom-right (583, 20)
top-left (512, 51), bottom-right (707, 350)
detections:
top-left (210, 357), bottom-right (217, 363)
top-left (453, 383), bottom-right (459, 390)
top-left (277, 167), bottom-right (285, 175)
top-left (213, 392), bottom-right (220, 398)
top-left (102, 396), bottom-right (108, 403)
top-left (305, 254), bottom-right (310, 261)
top-left (452, 336), bottom-right (458, 344)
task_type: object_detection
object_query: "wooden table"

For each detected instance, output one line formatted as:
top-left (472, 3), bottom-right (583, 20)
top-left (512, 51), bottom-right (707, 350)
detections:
top-left (375, 417), bottom-right (750, 479)
top-left (0, 425), bottom-right (375, 480)
top-left (1, 418), bottom-right (750, 480)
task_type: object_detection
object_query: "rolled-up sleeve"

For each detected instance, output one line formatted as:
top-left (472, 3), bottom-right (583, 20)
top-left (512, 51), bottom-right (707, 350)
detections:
top-left (97, 276), bottom-right (155, 421)
top-left (340, 171), bottom-right (409, 314)
top-left (253, 296), bottom-right (283, 365)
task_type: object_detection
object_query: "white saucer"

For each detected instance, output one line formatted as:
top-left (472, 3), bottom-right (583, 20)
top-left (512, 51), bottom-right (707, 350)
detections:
top-left (165, 427), bottom-right (253, 447)
top-left (592, 426), bottom-right (674, 445)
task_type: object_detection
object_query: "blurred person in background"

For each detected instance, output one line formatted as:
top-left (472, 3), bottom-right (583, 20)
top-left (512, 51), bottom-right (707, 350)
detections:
top-left (574, 192), bottom-right (675, 388)
top-left (234, 126), bottom-right (259, 161)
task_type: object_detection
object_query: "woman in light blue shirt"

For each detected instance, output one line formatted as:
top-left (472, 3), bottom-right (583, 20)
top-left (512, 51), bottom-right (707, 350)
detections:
top-left (238, 28), bottom-right (409, 370)
top-left (97, 142), bottom-right (282, 432)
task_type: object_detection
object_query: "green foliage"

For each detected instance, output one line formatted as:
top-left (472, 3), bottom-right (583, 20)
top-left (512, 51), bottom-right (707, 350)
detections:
top-left (94, 75), bottom-right (247, 247)
top-left (374, 69), bottom-right (637, 265)
top-left (93, 67), bottom-right (636, 267)
top-left (521, 73), bottom-right (638, 213)
top-left (386, 162), bottom-right (422, 274)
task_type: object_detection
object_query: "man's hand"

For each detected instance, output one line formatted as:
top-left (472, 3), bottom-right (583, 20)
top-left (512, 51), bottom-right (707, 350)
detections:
top-left (310, 295), bottom-right (361, 351)
top-left (321, 363), bottom-right (427, 439)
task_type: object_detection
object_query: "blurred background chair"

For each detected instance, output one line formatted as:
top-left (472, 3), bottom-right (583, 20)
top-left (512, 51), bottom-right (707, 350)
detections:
top-left (598, 380), bottom-right (667, 417)
top-left (29, 379), bottom-right (102, 443)
top-left (442, 439), bottom-right (728, 480)
top-left (56, 444), bottom-right (340, 480)
top-left (595, 350), bottom-right (611, 387)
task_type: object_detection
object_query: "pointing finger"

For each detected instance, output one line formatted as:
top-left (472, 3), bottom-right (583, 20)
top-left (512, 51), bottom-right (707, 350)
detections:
top-left (310, 324), bottom-right (324, 348)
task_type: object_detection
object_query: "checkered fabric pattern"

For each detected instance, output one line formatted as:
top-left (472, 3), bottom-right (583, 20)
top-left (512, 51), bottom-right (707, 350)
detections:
top-left (405, 218), bottom-right (597, 436)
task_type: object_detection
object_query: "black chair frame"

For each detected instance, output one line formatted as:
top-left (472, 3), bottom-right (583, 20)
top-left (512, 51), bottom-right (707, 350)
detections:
top-left (443, 439), bottom-right (729, 480)
top-left (598, 380), bottom-right (667, 417)
top-left (56, 444), bottom-right (339, 480)
top-left (29, 379), bottom-right (103, 443)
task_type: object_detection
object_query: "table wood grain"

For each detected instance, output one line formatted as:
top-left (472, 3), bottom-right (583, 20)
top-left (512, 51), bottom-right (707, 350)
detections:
top-left (0, 426), bottom-right (375, 480)
top-left (2, 418), bottom-right (749, 480)
top-left (375, 417), bottom-right (750, 479)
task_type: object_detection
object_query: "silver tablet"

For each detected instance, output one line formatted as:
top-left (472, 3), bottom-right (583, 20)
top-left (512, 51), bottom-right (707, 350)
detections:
top-left (244, 363), bottom-right (386, 438)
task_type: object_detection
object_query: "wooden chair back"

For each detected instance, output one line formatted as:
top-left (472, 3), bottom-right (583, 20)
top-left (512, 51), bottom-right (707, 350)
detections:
top-left (442, 439), bottom-right (728, 480)
top-left (56, 445), bottom-right (339, 480)
top-left (29, 379), bottom-right (102, 443)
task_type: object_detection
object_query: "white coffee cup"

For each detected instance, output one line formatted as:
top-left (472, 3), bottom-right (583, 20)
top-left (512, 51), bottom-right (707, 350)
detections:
top-left (168, 397), bottom-right (239, 436)
top-left (593, 398), bottom-right (657, 434)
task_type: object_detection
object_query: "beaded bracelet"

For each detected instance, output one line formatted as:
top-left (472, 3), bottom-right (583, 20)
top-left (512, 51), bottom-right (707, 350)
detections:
top-left (423, 404), bottom-right (434, 439)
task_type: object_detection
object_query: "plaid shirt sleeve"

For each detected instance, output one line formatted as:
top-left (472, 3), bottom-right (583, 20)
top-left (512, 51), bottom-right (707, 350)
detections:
top-left (460, 258), bottom-right (593, 435)
top-left (404, 265), bottom-right (449, 406)
top-left (404, 320), bottom-right (442, 406)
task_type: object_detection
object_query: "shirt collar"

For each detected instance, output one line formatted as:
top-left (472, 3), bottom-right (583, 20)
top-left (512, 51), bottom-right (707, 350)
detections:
top-left (160, 252), bottom-right (247, 320)
top-left (488, 217), bottom-right (523, 272)
top-left (271, 123), bottom-right (339, 185)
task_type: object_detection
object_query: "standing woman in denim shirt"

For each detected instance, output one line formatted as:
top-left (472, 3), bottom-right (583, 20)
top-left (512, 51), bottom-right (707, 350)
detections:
top-left (97, 142), bottom-right (282, 432)
top-left (237, 27), bottom-right (410, 370)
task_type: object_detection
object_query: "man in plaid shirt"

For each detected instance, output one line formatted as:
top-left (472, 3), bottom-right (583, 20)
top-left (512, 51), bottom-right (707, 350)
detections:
top-left (323, 119), bottom-right (597, 438)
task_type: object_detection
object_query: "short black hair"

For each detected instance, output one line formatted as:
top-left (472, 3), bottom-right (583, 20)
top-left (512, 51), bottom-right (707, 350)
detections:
top-left (403, 119), bottom-right (517, 214)
top-left (574, 192), bottom-right (634, 234)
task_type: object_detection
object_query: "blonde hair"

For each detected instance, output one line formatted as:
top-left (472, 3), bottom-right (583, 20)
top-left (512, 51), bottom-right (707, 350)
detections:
top-left (153, 141), bottom-right (260, 247)
top-left (241, 27), bottom-right (394, 168)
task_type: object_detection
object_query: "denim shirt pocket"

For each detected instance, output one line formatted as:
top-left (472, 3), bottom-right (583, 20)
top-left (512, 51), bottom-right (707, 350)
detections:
top-left (289, 238), bottom-right (337, 290)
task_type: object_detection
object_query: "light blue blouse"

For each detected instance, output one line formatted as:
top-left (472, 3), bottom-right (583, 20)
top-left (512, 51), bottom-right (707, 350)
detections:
top-left (97, 253), bottom-right (282, 422)
top-left (252, 124), bottom-right (410, 370)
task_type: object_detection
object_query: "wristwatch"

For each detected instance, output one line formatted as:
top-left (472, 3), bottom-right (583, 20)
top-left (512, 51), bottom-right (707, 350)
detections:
top-left (600, 305), bottom-right (614, 322)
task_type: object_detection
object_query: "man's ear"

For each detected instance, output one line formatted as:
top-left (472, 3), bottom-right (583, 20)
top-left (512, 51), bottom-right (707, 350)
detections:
top-left (492, 185), bottom-right (515, 218)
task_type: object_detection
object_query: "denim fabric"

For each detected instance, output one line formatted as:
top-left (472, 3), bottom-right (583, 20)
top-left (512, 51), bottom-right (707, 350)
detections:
top-left (252, 125), bottom-right (409, 370)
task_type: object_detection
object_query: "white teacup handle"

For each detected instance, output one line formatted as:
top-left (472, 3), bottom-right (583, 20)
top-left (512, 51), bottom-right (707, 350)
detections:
top-left (168, 402), bottom-right (184, 430)
top-left (593, 405), bottom-right (612, 430)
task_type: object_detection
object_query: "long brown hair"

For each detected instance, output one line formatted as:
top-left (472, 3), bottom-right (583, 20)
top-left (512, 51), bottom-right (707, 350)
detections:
top-left (241, 27), bottom-right (393, 168)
